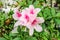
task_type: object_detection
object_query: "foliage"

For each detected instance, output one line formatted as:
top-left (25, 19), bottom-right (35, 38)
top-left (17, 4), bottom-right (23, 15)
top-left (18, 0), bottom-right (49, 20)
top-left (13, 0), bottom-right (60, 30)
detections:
top-left (0, 0), bottom-right (60, 40)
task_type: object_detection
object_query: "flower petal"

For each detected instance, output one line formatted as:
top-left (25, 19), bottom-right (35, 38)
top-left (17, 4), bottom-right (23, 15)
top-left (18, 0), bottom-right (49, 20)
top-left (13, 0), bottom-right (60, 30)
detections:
top-left (29, 5), bottom-right (34, 10)
top-left (13, 10), bottom-right (21, 20)
top-left (37, 17), bottom-right (44, 23)
top-left (11, 27), bottom-right (18, 33)
top-left (12, 6), bottom-right (19, 11)
top-left (34, 8), bottom-right (41, 14)
top-left (12, 14), bottom-right (18, 20)
top-left (34, 25), bottom-right (42, 32)
top-left (14, 21), bottom-right (21, 27)
top-left (14, 20), bottom-right (27, 27)
top-left (29, 28), bottom-right (34, 36)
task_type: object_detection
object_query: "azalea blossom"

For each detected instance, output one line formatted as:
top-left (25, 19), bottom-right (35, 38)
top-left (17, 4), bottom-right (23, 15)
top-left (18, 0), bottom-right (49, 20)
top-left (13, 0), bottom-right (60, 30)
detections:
top-left (12, 10), bottom-right (22, 20)
top-left (12, 5), bottom-right (44, 36)
top-left (12, 6), bottom-right (22, 20)
top-left (23, 5), bottom-right (44, 36)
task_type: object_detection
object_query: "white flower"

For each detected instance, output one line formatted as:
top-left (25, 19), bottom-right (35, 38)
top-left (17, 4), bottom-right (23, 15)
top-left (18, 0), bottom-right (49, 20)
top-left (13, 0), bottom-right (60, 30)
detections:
top-left (8, 0), bottom-right (15, 5)
top-left (2, 6), bottom-right (11, 13)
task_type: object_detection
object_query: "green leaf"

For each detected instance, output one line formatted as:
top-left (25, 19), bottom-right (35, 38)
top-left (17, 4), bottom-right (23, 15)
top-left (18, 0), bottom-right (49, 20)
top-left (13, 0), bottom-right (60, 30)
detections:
top-left (58, 37), bottom-right (60, 40)
top-left (34, 1), bottom-right (40, 7)
top-left (9, 33), bottom-right (18, 37)
top-left (13, 37), bottom-right (21, 40)
top-left (26, 37), bottom-right (37, 40)
top-left (3, 34), bottom-right (9, 39)
top-left (55, 18), bottom-right (60, 24)
top-left (51, 8), bottom-right (56, 16)
top-left (0, 2), bottom-right (3, 6)
top-left (19, 0), bottom-right (26, 6)
top-left (17, 26), bottom-right (21, 33)
top-left (0, 37), bottom-right (6, 40)
top-left (43, 8), bottom-right (51, 19)
top-left (37, 12), bottom-right (43, 17)
top-left (43, 36), bottom-right (48, 40)
top-left (27, 0), bottom-right (33, 5)
top-left (56, 12), bottom-right (60, 17)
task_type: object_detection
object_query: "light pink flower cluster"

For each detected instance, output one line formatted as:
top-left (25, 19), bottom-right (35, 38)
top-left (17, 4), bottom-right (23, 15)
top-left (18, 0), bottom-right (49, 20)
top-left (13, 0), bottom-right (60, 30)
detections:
top-left (12, 5), bottom-right (44, 36)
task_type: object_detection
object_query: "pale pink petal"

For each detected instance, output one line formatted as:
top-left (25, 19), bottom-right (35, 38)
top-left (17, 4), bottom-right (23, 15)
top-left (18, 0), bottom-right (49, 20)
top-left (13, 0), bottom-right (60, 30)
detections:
top-left (20, 10), bottom-right (31, 24)
top-left (29, 5), bottom-right (34, 10)
top-left (14, 20), bottom-right (26, 27)
top-left (11, 27), bottom-right (18, 33)
top-left (31, 19), bottom-right (37, 26)
top-left (37, 17), bottom-right (44, 23)
top-left (19, 16), bottom-right (27, 26)
top-left (22, 10), bottom-right (36, 22)
top-left (22, 8), bottom-right (30, 16)
top-left (34, 8), bottom-right (41, 14)
top-left (14, 21), bottom-right (21, 27)
top-left (34, 25), bottom-right (42, 32)
top-left (23, 8), bottom-right (29, 12)
top-left (13, 10), bottom-right (21, 20)
top-left (12, 20), bottom-right (27, 33)
top-left (26, 22), bottom-right (31, 29)
top-left (27, 14), bottom-right (37, 23)
top-left (15, 10), bottom-right (21, 17)
top-left (12, 13), bottom-right (19, 20)
top-left (29, 28), bottom-right (34, 36)
top-left (22, 9), bottom-right (27, 14)
top-left (26, 22), bottom-right (34, 36)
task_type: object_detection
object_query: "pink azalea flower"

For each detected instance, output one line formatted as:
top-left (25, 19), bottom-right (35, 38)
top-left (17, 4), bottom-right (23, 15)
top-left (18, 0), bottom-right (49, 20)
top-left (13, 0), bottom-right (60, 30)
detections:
top-left (12, 10), bottom-right (22, 20)
top-left (13, 5), bottom-right (41, 25)
top-left (12, 5), bottom-right (44, 36)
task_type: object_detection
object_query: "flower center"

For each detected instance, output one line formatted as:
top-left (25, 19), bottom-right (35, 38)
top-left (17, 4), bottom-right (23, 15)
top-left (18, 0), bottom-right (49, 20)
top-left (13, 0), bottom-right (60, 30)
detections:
top-left (16, 12), bottom-right (21, 17)
top-left (25, 15), bottom-right (29, 22)
top-left (30, 9), bottom-right (34, 14)
top-left (31, 19), bottom-right (37, 26)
